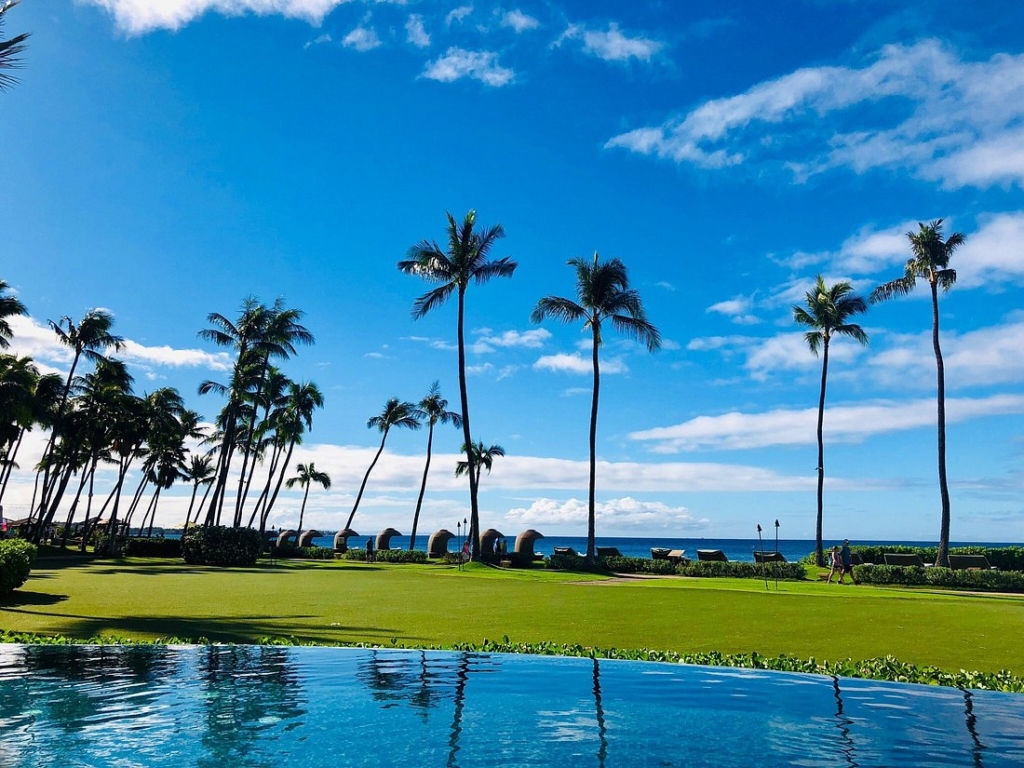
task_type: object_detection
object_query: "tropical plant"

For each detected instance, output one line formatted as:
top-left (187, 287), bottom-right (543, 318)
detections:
top-left (409, 382), bottom-right (461, 551)
top-left (183, 454), bottom-right (215, 530)
top-left (0, 278), bottom-right (27, 347)
top-left (455, 441), bottom-right (504, 490)
top-left (285, 462), bottom-right (331, 537)
top-left (532, 253), bottom-right (661, 563)
top-left (398, 210), bottom-right (517, 559)
top-left (344, 397), bottom-right (420, 531)
top-left (0, 1), bottom-right (29, 92)
top-left (870, 220), bottom-right (963, 567)
top-left (792, 276), bottom-right (868, 566)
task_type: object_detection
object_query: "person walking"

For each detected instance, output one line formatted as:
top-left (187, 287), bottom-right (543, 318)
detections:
top-left (827, 546), bottom-right (842, 584)
top-left (840, 539), bottom-right (857, 584)
top-left (366, 536), bottom-right (375, 563)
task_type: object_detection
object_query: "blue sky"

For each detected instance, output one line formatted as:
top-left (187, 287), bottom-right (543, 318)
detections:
top-left (2, 0), bottom-right (1023, 542)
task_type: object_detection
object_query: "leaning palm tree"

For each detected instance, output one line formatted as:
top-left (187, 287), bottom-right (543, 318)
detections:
top-left (532, 253), bottom-right (661, 563)
top-left (285, 462), bottom-right (331, 538)
top-left (793, 276), bottom-right (868, 567)
top-left (0, 2), bottom-right (29, 92)
top-left (343, 397), bottom-right (421, 531)
top-left (455, 441), bottom-right (504, 491)
top-left (183, 454), bottom-right (215, 530)
top-left (409, 382), bottom-right (461, 551)
top-left (0, 278), bottom-right (27, 347)
top-left (871, 219), bottom-right (964, 568)
top-left (398, 210), bottom-right (517, 559)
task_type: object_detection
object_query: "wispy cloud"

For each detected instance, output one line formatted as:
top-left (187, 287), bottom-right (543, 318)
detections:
top-left (557, 22), bottom-right (664, 64)
top-left (81, 0), bottom-right (350, 34)
top-left (707, 296), bottom-right (760, 325)
top-left (471, 327), bottom-right (551, 353)
top-left (421, 47), bottom-right (514, 86)
top-left (343, 25), bottom-right (382, 51)
top-left (501, 9), bottom-right (538, 33)
top-left (533, 353), bottom-right (627, 375)
top-left (630, 393), bottom-right (1024, 453)
top-left (505, 496), bottom-right (708, 531)
top-left (405, 13), bottom-right (430, 47)
top-left (606, 40), bottom-right (1024, 189)
top-left (445, 5), bottom-right (473, 26)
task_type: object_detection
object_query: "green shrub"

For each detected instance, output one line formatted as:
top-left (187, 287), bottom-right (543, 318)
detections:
top-left (601, 556), bottom-right (678, 575)
top-left (123, 537), bottom-right (181, 558)
top-left (181, 526), bottom-right (262, 567)
top-left (855, 564), bottom-right (1024, 592)
top-left (678, 560), bottom-right (807, 580)
top-left (93, 535), bottom-right (125, 558)
top-left (375, 549), bottom-right (428, 564)
top-left (847, 545), bottom-right (1024, 571)
top-left (0, 539), bottom-right (37, 595)
top-left (545, 552), bottom-right (586, 570)
top-left (301, 546), bottom-right (337, 560)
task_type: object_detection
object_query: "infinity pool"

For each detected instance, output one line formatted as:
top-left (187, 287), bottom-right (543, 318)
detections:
top-left (1, 645), bottom-right (1022, 767)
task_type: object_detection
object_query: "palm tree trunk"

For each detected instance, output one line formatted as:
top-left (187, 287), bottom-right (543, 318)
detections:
top-left (59, 471), bottom-right (89, 548)
top-left (931, 281), bottom-right (951, 568)
top-left (297, 484), bottom-right (310, 537)
top-left (456, 287), bottom-right (480, 558)
top-left (260, 440), bottom-right (297, 533)
top-left (586, 327), bottom-right (600, 564)
top-left (815, 338), bottom-right (830, 567)
top-left (410, 423), bottom-right (435, 551)
top-left (184, 482), bottom-right (200, 529)
top-left (0, 428), bottom-right (25, 503)
top-left (344, 432), bottom-right (388, 531)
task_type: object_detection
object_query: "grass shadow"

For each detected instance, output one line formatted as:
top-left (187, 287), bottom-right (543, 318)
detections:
top-left (0, 590), bottom-right (68, 608)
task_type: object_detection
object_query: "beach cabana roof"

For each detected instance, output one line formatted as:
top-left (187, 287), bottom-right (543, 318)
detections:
top-left (297, 530), bottom-right (321, 548)
top-left (514, 529), bottom-right (544, 557)
top-left (427, 529), bottom-right (455, 557)
top-left (376, 527), bottom-right (401, 551)
top-left (276, 529), bottom-right (298, 548)
top-left (333, 528), bottom-right (359, 551)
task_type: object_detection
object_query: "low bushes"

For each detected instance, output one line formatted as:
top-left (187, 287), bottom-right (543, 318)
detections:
top-left (123, 537), bottom-right (181, 558)
top-left (601, 556), bottom-right (678, 575)
top-left (678, 560), bottom-right (807, 580)
top-left (0, 539), bottom-right (37, 595)
top-left (847, 545), bottom-right (1024, 571)
top-left (272, 544), bottom-right (334, 560)
top-left (545, 552), bottom-right (586, 571)
top-left (181, 526), bottom-right (262, 567)
top-left (338, 548), bottom-right (428, 564)
top-left (855, 564), bottom-right (1024, 593)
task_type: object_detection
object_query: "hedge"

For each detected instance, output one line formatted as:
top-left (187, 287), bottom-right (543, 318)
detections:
top-left (854, 564), bottom-right (1024, 592)
top-left (338, 548), bottom-right (429, 564)
top-left (0, 539), bottom-right (37, 595)
top-left (677, 560), bottom-right (807, 580)
top-left (123, 537), bottom-right (182, 558)
top-left (847, 546), bottom-right (1024, 571)
top-left (181, 526), bottom-right (262, 567)
top-left (601, 556), bottom-right (678, 575)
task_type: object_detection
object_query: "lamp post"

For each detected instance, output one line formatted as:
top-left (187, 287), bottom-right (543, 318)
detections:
top-left (457, 520), bottom-right (462, 571)
top-left (774, 519), bottom-right (780, 590)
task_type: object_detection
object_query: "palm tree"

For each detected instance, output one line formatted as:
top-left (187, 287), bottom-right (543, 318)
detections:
top-left (0, 278), bottom-right (27, 347)
top-left (0, 1), bottom-right (29, 92)
top-left (793, 276), bottom-right (868, 567)
top-left (532, 253), bottom-right (661, 563)
top-left (285, 462), bottom-right (331, 538)
top-left (409, 382), bottom-right (461, 551)
top-left (183, 454), bottom-right (215, 530)
top-left (344, 397), bottom-right (421, 531)
top-left (871, 219), bottom-right (964, 567)
top-left (398, 210), bottom-right (517, 559)
top-left (455, 441), bottom-right (504, 488)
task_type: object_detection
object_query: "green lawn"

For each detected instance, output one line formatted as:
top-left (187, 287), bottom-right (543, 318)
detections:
top-left (4, 556), bottom-right (1024, 675)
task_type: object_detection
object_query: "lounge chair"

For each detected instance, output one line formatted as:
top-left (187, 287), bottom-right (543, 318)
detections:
top-left (650, 547), bottom-right (672, 560)
top-left (553, 546), bottom-right (579, 557)
top-left (948, 554), bottom-right (997, 570)
top-left (596, 546), bottom-right (622, 558)
top-left (883, 553), bottom-right (926, 567)
top-left (753, 551), bottom-right (786, 563)
top-left (668, 549), bottom-right (689, 565)
top-left (697, 549), bottom-right (728, 562)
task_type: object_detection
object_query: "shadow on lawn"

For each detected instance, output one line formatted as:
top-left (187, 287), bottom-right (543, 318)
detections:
top-left (0, 590), bottom-right (68, 608)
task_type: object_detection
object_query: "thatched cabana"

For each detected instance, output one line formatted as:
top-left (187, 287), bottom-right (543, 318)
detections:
top-left (297, 530), bottom-right (321, 548)
top-left (514, 529), bottom-right (544, 559)
top-left (427, 529), bottom-right (454, 558)
top-left (376, 527), bottom-right (402, 551)
top-left (479, 528), bottom-right (504, 555)
top-left (333, 528), bottom-right (359, 552)
top-left (276, 529), bottom-right (298, 548)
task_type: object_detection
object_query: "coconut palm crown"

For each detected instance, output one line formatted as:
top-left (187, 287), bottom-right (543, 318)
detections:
top-left (531, 252), bottom-right (661, 563)
top-left (870, 219), bottom-right (963, 568)
top-left (792, 275), bottom-right (868, 567)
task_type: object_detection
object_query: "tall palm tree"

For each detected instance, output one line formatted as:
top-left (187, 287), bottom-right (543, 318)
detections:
top-left (0, 1), bottom-right (29, 92)
top-left (455, 441), bottom-right (504, 489)
top-left (871, 219), bottom-right (964, 567)
top-left (0, 278), bottom-right (27, 347)
top-left (409, 382), bottom-right (461, 551)
top-left (398, 210), bottom-right (517, 559)
top-left (285, 462), bottom-right (331, 538)
top-left (793, 276), bottom-right (868, 567)
top-left (183, 454), bottom-right (215, 530)
top-left (532, 253), bottom-right (661, 563)
top-left (344, 397), bottom-right (420, 531)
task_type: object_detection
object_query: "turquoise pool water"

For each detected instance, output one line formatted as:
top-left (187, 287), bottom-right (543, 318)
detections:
top-left (1, 645), bottom-right (1022, 767)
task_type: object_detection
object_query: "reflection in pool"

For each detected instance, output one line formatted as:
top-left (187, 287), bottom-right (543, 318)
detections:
top-left (1, 644), bottom-right (1022, 767)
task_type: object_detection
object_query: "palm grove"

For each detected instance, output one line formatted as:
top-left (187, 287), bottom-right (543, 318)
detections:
top-left (1, 11), bottom-right (971, 562)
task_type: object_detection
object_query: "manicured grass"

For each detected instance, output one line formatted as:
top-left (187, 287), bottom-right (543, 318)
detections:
top-left (4, 556), bottom-right (1024, 675)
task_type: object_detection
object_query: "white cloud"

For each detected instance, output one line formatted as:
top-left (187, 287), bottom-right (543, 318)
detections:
top-left (304, 32), bottom-right (332, 48)
top-left (629, 393), bottom-right (1024, 453)
top-left (689, 330), bottom-right (867, 381)
top-left (558, 22), bottom-right (663, 63)
top-left (505, 496), bottom-right (708, 532)
top-left (606, 40), bottom-right (1024, 189)
top-left (707, 295), bottom-right (761, 325)
top-left (501, 9), bottom-right (538, 33)
top-left (343, 25), bottom-right (382, 51)
top-left (445, 5), bottom-right (473, 25)
top-left (405, 13), bottom-right (430, 47)
top-left (421, 47), bottom-right (514, 87)
top-left (955, 213), bottom-right (1024, 289)
top-left (533, 353), bottom-right (627, 375)
top-left (471, 328), bottom-right (551, 353)
top-left (81, 0), bottom-right (350, 34)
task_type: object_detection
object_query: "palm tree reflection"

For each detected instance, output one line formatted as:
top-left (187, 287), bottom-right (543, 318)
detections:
top-left (832, 677), bottom-right (858, 768)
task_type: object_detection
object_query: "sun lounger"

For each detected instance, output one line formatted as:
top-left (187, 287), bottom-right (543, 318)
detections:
top-left (650, 547), bottom-right (672, 560)
top-left (697, 549), bottom-right (728, 562)
top-left (667, 549), bottom-right (689, 565)
top-left (553, 546), bottom-right (579, 557)
top-left (947, 554), bottom-right (997, 570)
top-left (883, 553), bottom-right (926, 567)
top-left (596, 547), bottom-right (622, 558)
top-left (753, 551), bottom-right (786, 563)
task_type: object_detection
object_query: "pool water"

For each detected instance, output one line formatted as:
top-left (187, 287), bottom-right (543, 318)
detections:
top-left (1, 645), bottom-right (1022, 767)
